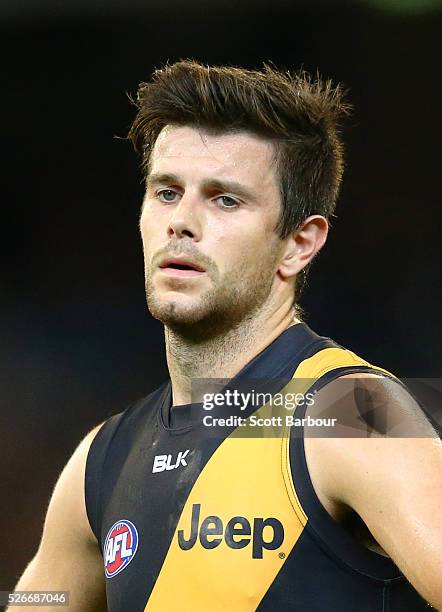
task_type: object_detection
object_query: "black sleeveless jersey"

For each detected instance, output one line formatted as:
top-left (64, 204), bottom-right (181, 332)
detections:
top-left (85, 323), bottom-right (429, 611)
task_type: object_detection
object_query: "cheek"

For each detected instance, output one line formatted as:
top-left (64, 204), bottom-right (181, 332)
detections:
top-left (204, 216), bottom-right (228, 252)
top-left (139, 216), bottom-right (149, 248)
top-left (234, 225), bottom-right (281, 273)
top-left (139, 218), bottom-right (158, 267)
top-left (217, 230), bottom-right (270, 270)
top-left (139, 206), bottom-right (162, 247)
top-left (140, 198), bottom-right (176, 241)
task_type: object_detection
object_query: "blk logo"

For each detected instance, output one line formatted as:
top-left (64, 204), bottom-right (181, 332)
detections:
top-left (152, 449), bottom-right (190, 473)
top-left (178, 504), bottom-right (284, 559)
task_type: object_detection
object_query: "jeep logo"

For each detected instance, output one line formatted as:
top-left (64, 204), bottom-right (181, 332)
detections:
top-left (177, 504), bottom-right (284, 559)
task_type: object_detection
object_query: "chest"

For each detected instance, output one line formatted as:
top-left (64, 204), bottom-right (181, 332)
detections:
top-left (100, 426), bottom-right (306, 611)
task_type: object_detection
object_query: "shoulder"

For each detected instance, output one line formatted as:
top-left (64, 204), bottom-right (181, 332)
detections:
top-left (84, 387), bottom-right (169, 538)
top-left (29, 422), bottom-right (107, 564)
top-left (87, 384), bottom-right (169, 451)
top-left (308, 371), bottom-right (438, 438)
top-left (304, 371), bottom-right (442, 607)
top-left (86, 385), bottom-right (169, 460)
top-left (292, 324), bottom-right (394, 382)
top-left (49, 423), bottom-right (106, 544)
top-left (304, 370), bottom-right (441, 512)
top-left (12, 424), bottom-right (109, 609)
top-left (55, 422), bottom-right (105, 500)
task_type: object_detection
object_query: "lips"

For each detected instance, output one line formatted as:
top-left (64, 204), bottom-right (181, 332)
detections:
top-left (159, 257), bottom-right (206, 273)
top-left (158, 257), bottom-right (206, 278)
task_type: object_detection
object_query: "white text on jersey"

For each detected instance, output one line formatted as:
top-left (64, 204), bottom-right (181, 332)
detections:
top-left (152, 450), bottom-right (190, 473)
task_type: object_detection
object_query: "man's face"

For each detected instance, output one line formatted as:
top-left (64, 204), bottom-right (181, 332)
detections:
top-left (140, 125), bottom-right (285, 337)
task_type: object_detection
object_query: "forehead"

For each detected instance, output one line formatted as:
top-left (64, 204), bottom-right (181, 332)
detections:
top-left (149, 125), bottom-right (278, 186)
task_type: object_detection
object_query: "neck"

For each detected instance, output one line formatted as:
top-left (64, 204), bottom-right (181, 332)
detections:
top-left (165, 303), bottom-right (300, 406)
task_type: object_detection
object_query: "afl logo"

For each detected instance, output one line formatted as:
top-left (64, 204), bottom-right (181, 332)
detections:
top-left (104, 520), bottom-right (139, 578)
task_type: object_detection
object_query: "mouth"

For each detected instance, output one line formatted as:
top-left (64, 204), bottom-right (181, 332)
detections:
top-left (158, 257), bottom-right (207, 278)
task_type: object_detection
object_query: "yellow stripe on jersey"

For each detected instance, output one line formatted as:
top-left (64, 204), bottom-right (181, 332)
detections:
top-left (145, 433), bottom-right (305, 612)
top-left (145, 347), bottom-right (395, 612)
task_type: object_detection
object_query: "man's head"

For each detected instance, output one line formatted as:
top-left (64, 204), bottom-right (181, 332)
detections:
top-left (129, 61), bottom-right (350, 337)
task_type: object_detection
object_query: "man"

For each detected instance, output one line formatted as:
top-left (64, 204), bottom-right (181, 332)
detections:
top-left (12, 61), bottom-right (441, 611)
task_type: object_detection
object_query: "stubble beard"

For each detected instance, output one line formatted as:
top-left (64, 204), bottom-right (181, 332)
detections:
top-left (145, 252), bottom-right (280, 342)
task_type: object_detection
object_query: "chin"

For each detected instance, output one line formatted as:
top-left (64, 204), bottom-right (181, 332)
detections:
top-left (148, 295), bottom-right (207, 326)
top-left (147, 293), bottom-right (235, 340)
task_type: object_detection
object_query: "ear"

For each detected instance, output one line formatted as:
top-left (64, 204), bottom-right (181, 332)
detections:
top-left (278, 215), bottom-right (329, 280)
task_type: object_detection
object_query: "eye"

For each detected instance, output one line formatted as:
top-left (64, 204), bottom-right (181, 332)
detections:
top-left (157, 189), bottom-right (179, 203)
top-left (216, 195), bottom-right (239, 209)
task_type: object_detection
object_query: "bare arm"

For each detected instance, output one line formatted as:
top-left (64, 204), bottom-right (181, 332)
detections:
top-left (8, 424), bottom-right (107, 611)
top-left (305, 374), bottom-right (442, 609)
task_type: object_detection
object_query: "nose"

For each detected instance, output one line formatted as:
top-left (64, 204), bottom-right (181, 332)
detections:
top-left (167, 192), bottom-right (202, 241)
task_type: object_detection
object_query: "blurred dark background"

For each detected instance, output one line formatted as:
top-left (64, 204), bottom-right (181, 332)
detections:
top-left (1, 0), bottom-right (441, 592)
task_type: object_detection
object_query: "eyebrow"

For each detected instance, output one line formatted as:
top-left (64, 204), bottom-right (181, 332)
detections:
top-left (146, 173), bottom-right (181, 188)
top-left (146, 172), bottom-right (258, 202)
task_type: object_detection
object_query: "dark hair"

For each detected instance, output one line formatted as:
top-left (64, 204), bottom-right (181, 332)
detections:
top-left (128, 60), bottom-right (351, 299)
